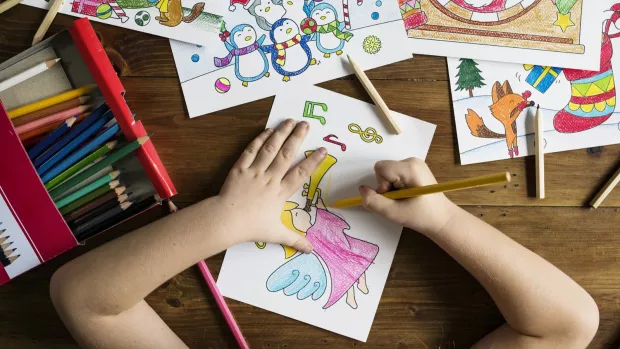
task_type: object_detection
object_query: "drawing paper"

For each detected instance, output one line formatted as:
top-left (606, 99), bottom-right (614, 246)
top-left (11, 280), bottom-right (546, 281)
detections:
top-left (402, 0), bottom-right (605, 70)
top-left (170, 0), bottom-right (411, 117)
top-left (217, 85), bottom-right (436, 342)
top-left (448, 2), bottom-right (620, 165)
top-left (21, 0), bottom-right (220, 45)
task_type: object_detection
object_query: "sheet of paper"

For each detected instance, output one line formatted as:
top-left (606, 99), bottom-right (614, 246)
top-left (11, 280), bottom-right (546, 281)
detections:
top-left (21, 0), bottom-right (220, 45)
top-left (170, 0), bottom-right (411, 117)
top-left (402, 0), bottom-right (605, 70)
top-left (448, 2), bottom-right (620, 165)
top-left (217, 86), bottom-right (436, 342)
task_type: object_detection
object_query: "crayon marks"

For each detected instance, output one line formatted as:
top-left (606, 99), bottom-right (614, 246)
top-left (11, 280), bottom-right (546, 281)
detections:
top-left (323, 134), bottom-right (347, 151)
top-left (304, 101), bottom-right (328, 125)
top-left (348, 123), bottom-right (383, 144)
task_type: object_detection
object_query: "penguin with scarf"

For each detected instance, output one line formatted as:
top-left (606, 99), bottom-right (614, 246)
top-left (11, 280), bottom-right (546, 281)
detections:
top-left (308, 2), bottom-right (354, 58)
top-left (262, 18), bottom-right (317, 81)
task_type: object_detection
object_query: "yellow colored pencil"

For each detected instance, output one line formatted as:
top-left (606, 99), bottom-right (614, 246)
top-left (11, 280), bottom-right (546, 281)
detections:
top-left (7, 85), bottom-right (96, 119)
top-left (331, 172), bottom-right (511, 209)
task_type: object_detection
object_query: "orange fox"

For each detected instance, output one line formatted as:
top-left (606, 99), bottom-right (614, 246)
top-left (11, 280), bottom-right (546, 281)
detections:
top-left (465, 81), bottom-right (535, 159)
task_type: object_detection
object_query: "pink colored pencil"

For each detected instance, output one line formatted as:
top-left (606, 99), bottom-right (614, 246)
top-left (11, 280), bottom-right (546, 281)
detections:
top-left (197, 260), bottom-right (249, 349)
top-left (15, 104), bottom-right (90, 135)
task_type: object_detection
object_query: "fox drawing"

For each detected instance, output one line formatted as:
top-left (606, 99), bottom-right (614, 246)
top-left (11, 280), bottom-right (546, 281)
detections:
top-left (465, 81), bottom-right (535, 159)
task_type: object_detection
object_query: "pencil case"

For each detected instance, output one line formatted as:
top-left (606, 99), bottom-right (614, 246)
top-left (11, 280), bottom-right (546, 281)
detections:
top-left (0, 18), bottom-right (176, 285)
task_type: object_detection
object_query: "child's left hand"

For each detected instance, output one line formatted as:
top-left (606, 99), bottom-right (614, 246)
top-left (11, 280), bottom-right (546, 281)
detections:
top-left (213, 119), bottom-right (327, 253)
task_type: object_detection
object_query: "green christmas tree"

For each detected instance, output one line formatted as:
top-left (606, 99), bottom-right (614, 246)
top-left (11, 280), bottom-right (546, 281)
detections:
top-left (455, 59), bottom-right (485, 98)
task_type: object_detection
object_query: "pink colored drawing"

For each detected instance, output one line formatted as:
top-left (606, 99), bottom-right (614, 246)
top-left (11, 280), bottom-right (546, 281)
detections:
top-left (108, 1), bottom-right (129, 23)
top-left (323, 134), bottom-right (346, 151)
top-left (343, 0), bottom-right (351, 29)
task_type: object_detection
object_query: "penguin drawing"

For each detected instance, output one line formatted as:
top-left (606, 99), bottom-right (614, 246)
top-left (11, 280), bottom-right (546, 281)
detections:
top-left (311, 2), bottom-right (353, 58)
top-left (214, 24), bottom-right (270, 87)
top-left (282, 0), bottom-right (311, 25)
top-left (263, 18), bottom-right (316, 82)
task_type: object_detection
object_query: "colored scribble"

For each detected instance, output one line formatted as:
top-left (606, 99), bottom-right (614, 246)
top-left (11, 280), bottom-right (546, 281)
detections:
top-left (323, 134), bottom-right (347, 151)
top-left (348, 123), bottom-right (383, 144)
top-left (266, 253), bottom-right (328, 300)
top-left (303, 101), bottom-right (328, 125)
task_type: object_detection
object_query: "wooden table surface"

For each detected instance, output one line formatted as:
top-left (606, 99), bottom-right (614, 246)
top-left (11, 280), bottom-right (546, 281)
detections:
top-left (1, 7), bottom-right (620, 349)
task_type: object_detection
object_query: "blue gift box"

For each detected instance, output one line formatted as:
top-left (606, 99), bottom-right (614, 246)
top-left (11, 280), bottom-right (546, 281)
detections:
top-left (524, 65), bottom-right (563, 93)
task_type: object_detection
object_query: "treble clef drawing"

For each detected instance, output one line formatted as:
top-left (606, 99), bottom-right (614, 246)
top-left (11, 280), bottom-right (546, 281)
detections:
top-left (348, 123), bottom-right (383, 144)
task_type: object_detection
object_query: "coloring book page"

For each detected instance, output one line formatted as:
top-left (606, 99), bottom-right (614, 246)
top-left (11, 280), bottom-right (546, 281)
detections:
top-left (448, 1), bottom-right (620, 165)
top-left (217, 85), bottom-right (436, 341)
top-left (402, 0), bottom-right (605, 70)
top-left (170, 0), bottom-right (411, 117)
top-left (21, 0), bottom-right (221, 45)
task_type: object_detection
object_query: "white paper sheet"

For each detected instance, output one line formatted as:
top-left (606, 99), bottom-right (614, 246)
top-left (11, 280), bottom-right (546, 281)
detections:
top-left (21, 0), bottom-right (220, 45)
top-left (403, 0), bottom-right (605, 70)
top-left (448, 1), bottom-right (620, 165)
top-left (217, 85), bottom-right (436, 341)
top-left (170, 0), bottom-right (411, 117)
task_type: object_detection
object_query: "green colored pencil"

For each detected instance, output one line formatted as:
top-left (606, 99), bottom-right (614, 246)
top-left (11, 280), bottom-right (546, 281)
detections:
top-left (55, 171), bottom-right (121, 209)
top-left (49, 136), bottom-right (149, 199)
top-left (59, 184), bottom-right (126, 215)
top-left (45, 140), bottom-right (118, 190)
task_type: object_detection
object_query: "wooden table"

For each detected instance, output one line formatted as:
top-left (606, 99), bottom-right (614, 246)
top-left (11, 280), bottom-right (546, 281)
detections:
top-left (1, 7), bottom-right (619, 349)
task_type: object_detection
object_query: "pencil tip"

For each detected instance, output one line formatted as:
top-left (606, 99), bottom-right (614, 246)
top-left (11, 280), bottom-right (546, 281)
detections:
top-left (537, 104), bottom-right (540, 109)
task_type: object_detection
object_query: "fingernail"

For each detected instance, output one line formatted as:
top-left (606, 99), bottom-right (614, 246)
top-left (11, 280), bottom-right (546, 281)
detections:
top-left (265, 128), bottom-right (273, 133)
top-left (318, 147), bottom-right (327, 155)
top-left (300, 239), bottom-right (313, 254)
top-left (286, 118), bottom-right (295, 126)
top-left (300, 121), bottom-right (309, 129)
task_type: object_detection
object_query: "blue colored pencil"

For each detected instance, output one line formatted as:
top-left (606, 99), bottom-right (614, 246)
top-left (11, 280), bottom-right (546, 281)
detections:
top-left (33, 104), bottom-right (110, 168)
top-left (36, 116), bottom-right (116, 176)
top-left (27, 116), bottom-right (78, 159)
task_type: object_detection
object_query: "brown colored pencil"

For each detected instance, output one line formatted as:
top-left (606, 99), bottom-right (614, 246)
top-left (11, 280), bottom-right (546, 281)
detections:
top-left (19, 112), bottom-right (88, 142)
top-left (1, 255), bottom-right (20, 267)
top-left (74, 202), bottom-right (133, 236)
top-left (65, 193), bottom-right (129, 223)
top-left (13, 96), bottom-right (90, 127)
top-left (59, 186), bottom-right (126, 215)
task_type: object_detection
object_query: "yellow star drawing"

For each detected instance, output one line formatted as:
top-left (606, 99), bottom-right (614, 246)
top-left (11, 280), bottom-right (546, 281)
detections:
top-left (554, 12), bottom-right (575, 32)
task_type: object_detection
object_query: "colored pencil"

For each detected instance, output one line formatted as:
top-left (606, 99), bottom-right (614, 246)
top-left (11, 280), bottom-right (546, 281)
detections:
top-left (1, 249), bottom-right (16, 259)
top-left (53, 165), bottom-right (113, 200)
top-left (7, 85), bottom-right (95, 119)
top-left (73, 202), bottom-right (133, 235)
top-left (44, 141), bottom-right (118, 189)
top-left (535, 105), bottom-right (545, 199)
top-left (55, 172), bottom-right (121, 209)
top-left (32, 0), bottom-right (64, 45)
top-left (48, 136), bottom-right (150, 199)
top-left (27, 116), bottom-right (78, 160)
top-left (0, 236), bottom-right (9, 244)
top-left (0, 59), bottom-right (61, 92)
top-left (0, 242), bottom-right (14, 250)
top-left (332, 172), bottom-right (512, 208)
top-left (591, 162), bottom-right (620, 209)
top-left (36, 115), bottom-right (116, 175)
top-left (20, 112), bottom-right (87, 142)
top-left (15, 104), bottom-right (89, 135)
top-left (1, 255), bottom-right (20, 267)
top-left (0, 0), bottom-right (25, 15)
top-left (67, 193), bottom-right (129, 224)
top-left (59, 185), bottom-right (126, 215)
top-left (63, 189), bottom-right (122, 220)
top-left (33, 105), bottom-right (110, 167)
top-left (346, 54), bottom-right (401, 135)
top-left (13, 96), bottom-right (90, 127)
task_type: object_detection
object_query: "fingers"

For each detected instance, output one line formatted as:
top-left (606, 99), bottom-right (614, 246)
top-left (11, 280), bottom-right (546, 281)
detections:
top-left (281, 148), bottom-right (327, 197)
top-left (374, 158), bottom-right (437, 190)
top-left (274, 228), bottom-right (313, 254)
top-left (359, 185), bottom-right (402, 224)
top-left (234, 128), bottom-right (274, 169)
top-left (267, 121), bottom-right (310, 177)
top-left (251, 119), bottom-right (297, 171)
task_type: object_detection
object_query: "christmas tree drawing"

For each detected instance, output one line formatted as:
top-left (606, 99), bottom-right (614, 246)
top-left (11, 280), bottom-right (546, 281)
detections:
top-left (455, 59), bottom-right (485, 98)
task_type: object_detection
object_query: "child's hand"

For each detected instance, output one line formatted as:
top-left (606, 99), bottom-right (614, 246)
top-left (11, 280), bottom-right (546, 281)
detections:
top-left (359, 158), bottom-right (457, 235)
top-left (214, 119), bottom-right (327, 253)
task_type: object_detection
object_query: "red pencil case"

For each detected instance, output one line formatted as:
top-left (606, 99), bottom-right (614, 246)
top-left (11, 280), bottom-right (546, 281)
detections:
top-left (0, 18), bottom-right (176, 285)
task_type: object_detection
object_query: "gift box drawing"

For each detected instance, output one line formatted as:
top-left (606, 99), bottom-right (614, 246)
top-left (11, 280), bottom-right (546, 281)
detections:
top-left (524, 65), bottom-right (563, 93)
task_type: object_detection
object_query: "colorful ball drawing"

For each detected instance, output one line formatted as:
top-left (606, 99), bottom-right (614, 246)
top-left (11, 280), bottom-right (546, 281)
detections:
top-left (96, 4), bottom-right (113, 20)
top-left (362, 35), bottom-right (382, 54)
top-left (300, 18), bottom-right (317, 35)
top-left (371, 11), bottom-right (380, 20)
top-left (375, 0), bottom-right (382, 6)
top-left (191, 54), bottom-right (200, 62)
top-left (135, 10), bottom-right (151, 26)
top-left (215, 78), bottom-right (231, 93)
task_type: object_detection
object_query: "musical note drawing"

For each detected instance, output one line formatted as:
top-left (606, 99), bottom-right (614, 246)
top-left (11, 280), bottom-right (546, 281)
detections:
top-left (323, 134), bottom-right (347, 151)
top-left (348, 123), bottom-right (383, 144)
top-left (303, 101), bottom-right (328, 125)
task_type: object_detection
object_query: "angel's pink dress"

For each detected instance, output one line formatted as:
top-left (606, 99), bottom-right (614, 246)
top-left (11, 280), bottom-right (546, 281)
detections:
top-left (306, 208), bottom-right (379, 309)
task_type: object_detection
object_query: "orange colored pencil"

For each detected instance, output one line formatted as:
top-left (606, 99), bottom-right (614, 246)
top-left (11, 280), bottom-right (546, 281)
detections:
top-left (19, 113), bottom-right (88, 142)
top-left (15, 105), bottom-right (90, 135)
top-left (13, 96), bottom-right (90, 127)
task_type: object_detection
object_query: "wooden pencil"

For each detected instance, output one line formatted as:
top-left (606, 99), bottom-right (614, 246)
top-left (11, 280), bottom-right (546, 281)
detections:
top-left (19, 112), bottom-right (87, 142)
top-left (59, 185), bottom-right (126, 215)
top-left (7, 85), bottom-right (95, 119)
top-left (0, 248), bottom-right (16, 259)
top-left (53, 165), bottom-right (113, 200)
top-left (55, 172), bottom-right (121, 209)
top-left (13, 96), bottom-right (89, 127)
top-left (0, 59), bottom-right (61, 92)
top-left (32, 0), bottom-right (64, 45)
top-left (0, 0), bottom-right (25, 15)
top-left (590, 163), bottom-right (620, 209)
top-left (346, 54), bottom-right (402, 135)
top-left (1, 255), bottom-right (20, 267)
top-left (0, 236), bottom-right (9, 244)
top-left (0, 242), bottom-right (14, 250)
top-left (71, 196), bottom-right (130, 227)
top-left (15, 104), bottom-right (90, 135)
top-left (27, 116), bottom-right (77, 160)
top-left (73, 202), bottom-right (133, 236)
top-left (332, 172), bottom-right (511, 209)
top-left (63, 190), bottom-right (122, 220)
top-left (535, 105), bottom-right (545, 199)
top-left (67, 193), bottom-right (129, 224)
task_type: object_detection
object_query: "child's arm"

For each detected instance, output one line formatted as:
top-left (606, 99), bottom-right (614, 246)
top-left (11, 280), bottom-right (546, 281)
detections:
top-left (360, 158), bottom-right (599, 349)
top-left (50, 120), bottom-right (327, 349)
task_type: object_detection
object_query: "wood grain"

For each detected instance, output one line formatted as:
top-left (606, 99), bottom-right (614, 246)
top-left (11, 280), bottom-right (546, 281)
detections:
top-left (0, 6), bottom-right (619, 349)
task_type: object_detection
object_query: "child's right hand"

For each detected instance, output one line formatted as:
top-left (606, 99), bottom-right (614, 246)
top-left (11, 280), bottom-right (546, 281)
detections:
top-left (359, 158), bottom-right (458, 235)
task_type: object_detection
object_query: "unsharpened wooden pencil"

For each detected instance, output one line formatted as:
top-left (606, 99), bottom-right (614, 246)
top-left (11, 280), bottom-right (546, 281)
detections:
top-left (346, 54), bottom-right (402, 135)
top-left (0, 59), bottom-right (61, 92)
top-left (74, 202), bottom-right (133, 236)
top-left (67, 193), bottom-right (129, 224)
top-left (32, 0), bottom-right (64, 45)
top-left (15, 104), bottom-right (89, 135)
top-left (332, 172), bottom-right (511, 209)
top-left (13, 96), bottom-right (89, 127)
top-left (535, 105), bottom-right (545, 199)
top-left (59, 185), bottom-right (126, 215)
top-left (19, 112), bottom-right (87, 142)
top-left (0, 0), bottom-right (25, 15)
top-left (55, 172), bottom-right (121, 209)
top-left (8, 85), bottom-right (95, 119)
top-left (27, 116), bottom-right (78, 160)
top-left (1, 255), bottom-right (20, 267)
top-left (590, 163), bottom-right (620, 209)
top-left (71, 195), bottom-right (130, 226)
